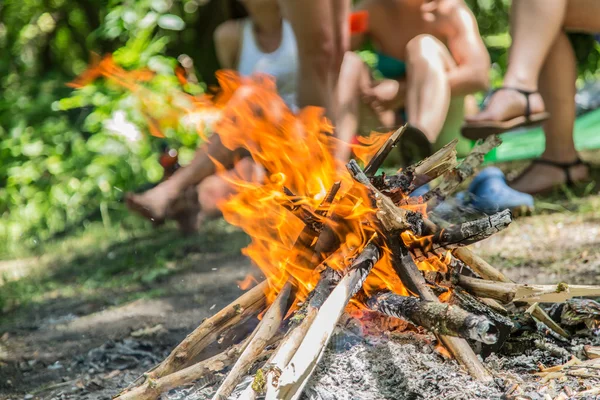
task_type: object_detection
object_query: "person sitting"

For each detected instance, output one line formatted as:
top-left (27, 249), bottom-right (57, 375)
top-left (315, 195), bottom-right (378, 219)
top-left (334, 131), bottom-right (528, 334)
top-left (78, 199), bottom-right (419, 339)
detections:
top-left (334, 0), bottom-right (490, 163)
top-left (463, 0), bottom-right (600, 195)
top-left (126, 0), bottom-right (297, 232)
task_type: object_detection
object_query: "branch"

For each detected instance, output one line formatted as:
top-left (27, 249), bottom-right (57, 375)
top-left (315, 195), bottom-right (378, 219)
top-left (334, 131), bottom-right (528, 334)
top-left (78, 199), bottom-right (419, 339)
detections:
top-left (363, 124), bottom-right (407, 176)
top-left (367, 291), bottom-right (498, 344)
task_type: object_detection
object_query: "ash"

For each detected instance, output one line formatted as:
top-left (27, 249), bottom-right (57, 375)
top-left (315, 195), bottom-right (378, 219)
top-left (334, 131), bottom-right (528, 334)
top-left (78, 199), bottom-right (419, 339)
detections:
top-left (303, 329), bottom-right (502, 400)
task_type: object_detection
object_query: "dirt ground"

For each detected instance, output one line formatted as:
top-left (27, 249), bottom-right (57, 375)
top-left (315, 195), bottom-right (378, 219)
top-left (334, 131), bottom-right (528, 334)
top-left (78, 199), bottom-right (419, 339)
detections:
top-left (1, 186), bottom-right (600, 399)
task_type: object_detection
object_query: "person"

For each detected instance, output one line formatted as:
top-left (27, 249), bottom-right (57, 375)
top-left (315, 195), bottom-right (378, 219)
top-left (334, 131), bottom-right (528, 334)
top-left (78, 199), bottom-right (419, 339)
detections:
top-left (334, 0), bottom-right (490, 163)
top-left (463, 0), bottom-right (600, 195)
top-left (126, 0), bottom-right (297, 232)
top-left (278, 0), bottom-right (350, 117)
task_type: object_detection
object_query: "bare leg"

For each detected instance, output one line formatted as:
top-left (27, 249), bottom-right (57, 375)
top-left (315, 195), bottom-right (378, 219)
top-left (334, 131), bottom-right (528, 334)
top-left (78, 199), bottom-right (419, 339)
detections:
top-left (467, 0), bottom-right (600, 125)
top-left (125, 136), bottom-right (245, 223)
top-left (510, 32), bottom-right (588, 194)
top-left (279, 0), bottom-right (349, 117)
top-left (405, 35), bottom-right (454, 142)
top-left (335, 52), bottom-right (399, 162)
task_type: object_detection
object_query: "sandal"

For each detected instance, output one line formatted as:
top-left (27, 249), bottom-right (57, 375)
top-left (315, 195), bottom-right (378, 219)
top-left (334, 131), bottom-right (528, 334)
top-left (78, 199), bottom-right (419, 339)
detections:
top-left (510, 158), bottom-right (590, 195)
top-left (461, 87), bottom-right (550, 140)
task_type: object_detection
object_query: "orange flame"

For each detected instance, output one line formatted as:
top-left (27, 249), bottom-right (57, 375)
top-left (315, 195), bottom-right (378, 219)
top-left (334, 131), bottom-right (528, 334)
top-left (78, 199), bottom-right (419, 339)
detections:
top-left (71, 58), bottom-right (453, 309)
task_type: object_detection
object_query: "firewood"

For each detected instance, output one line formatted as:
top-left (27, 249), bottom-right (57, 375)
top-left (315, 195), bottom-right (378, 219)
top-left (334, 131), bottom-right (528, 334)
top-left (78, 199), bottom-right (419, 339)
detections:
top-left (347, 159), bottom-right (423, 235)
top-left (115, 335), bottom-right (263, 400)
top-left (385, 235), bottom-right (493, 381)
top-left (127, 281), bottom-right (268, 388)
top-left (367, 291), bottom-right (498, 344)
top-left (363, 124), bottom-right (407, 176)
top-left (424, 209), bottom-right (512, 251)
top-left (213, 282), bottom-right (292, 400)
top-left (584, 345), bottom-right (600, 359)
top-left (457, 276), bottom-right (600, 304)
top-left (424, 135), bottom-right (502, 211)
top-left (452, 247), bottom-right (512, 283)
top-left (242, 268), bottom-right (341, 399)
top-left (371, 139), bottom-right (458, 197)
top-left (268, 242), bottom-right (381, 400)
top-left (526, 302), bottom-right (570, 339)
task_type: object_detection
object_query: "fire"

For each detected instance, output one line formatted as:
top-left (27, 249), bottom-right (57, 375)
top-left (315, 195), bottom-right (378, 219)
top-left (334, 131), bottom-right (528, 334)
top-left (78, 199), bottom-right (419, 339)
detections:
top-left (71, 57), bottom-right (452, 308)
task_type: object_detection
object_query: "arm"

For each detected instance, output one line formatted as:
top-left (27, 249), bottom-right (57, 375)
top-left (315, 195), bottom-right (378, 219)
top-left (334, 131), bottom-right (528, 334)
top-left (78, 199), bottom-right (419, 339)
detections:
top-left (445, 6), bottom-right (491, 96)
top-left (214, 20), bottom-right (242, 70)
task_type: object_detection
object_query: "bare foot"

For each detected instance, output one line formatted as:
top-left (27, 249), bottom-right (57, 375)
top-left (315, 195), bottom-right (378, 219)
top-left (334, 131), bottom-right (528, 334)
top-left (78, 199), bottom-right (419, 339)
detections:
top-left (509, 161), bottom-right (589, 195)
top-left (465, 88), bottom-right (545, 123)
top-left (125, 185), bottom-right (179, 225)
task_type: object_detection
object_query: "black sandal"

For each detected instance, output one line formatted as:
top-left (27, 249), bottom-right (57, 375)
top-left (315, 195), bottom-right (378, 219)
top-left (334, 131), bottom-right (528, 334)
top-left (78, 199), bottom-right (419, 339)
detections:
top-left (511, 158), bottom-right (590, 195)
top-left (461, 86), bottom-right (550, 140)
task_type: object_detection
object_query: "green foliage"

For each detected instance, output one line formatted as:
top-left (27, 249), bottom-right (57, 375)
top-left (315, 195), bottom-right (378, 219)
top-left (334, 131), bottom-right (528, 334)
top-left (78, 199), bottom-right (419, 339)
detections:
top-left (0, 0), bottom-right (224, 253)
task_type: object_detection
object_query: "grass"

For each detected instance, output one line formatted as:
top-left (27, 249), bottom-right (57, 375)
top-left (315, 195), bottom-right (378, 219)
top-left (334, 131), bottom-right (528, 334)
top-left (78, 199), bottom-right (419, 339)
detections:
top-left (0, 210), bottom-right (250, 317)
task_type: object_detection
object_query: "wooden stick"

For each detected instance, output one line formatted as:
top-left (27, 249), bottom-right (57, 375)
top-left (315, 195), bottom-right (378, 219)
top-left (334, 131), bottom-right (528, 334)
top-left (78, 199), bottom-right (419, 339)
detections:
top-left (243, 268), bottom-right (340, 399)
top-left (371, 139), bottom-right (458, 197)
top-left (452, 247), bottom-right (512, 283)
top-left (213, 283), bottom-right (292, 400)
top-left (457, 276), bottom-right (600, 304)
top-left (268, 243), bottom-right (381, 400)
top-left (526, 302), bottom-right (570, 339)
top-left (116, 337), bottom-right (253, 400)
top-left (425, 209), bottom-right (512, 250)
top-left (128, 281), bottom-right (268, 387)
top-left (367, 291), bottom-right (498, 344)
top-left (386, 235), bottom-right (493, 381)
top-left (348, 159), bottom-right (423, 235)
top-left (364, 124), bottom-right (407, 176)
top-left (424, 135), bottom-right (502, 211)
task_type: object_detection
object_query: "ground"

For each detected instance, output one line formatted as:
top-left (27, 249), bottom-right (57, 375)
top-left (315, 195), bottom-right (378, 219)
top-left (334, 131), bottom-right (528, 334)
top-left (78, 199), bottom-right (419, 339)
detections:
top-left (1, 160), bottom-right (600, 400)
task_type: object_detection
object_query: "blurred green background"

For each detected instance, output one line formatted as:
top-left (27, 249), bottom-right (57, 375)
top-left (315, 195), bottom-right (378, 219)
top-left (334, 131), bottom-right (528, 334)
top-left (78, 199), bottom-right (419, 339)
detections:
top-left (0, 0), bottom-right (599, 255)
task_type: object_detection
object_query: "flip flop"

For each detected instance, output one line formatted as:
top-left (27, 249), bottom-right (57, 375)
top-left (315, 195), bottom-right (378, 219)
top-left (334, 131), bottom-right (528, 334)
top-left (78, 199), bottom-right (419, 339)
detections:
top-left (461, 87), bottom-right (550, 140)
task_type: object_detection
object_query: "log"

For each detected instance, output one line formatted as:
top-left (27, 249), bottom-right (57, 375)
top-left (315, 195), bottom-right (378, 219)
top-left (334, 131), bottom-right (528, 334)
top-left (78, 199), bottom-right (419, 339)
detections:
top-left (347, 159), bottom-right (423, 235)
top-left (424, 135), bottom-right (502, 211)
top-left (244, 268), bottom-right (340, 399)
top-left (457, 276), bottom-right (600, 304)
top-left (367, 291), bottom-right (498, 344)
top-left (213, 283), bottom-right (292, 400)
top-left (411, 210), bottom-right (512, 258)
top-left (385, 234), bottom-right (493, 381)
top-left (363, 124), bottom-right (407, 176)
top-left (452, 247), bottom-right (512, 283)
top-left (116, 337), bottom-right (253, 400)
top-left (371, 139), bottom-right (458, 197)
top-left (130, 281), bottom-right (268, 386)
top-left (269, 243), bottom-right (381, 400)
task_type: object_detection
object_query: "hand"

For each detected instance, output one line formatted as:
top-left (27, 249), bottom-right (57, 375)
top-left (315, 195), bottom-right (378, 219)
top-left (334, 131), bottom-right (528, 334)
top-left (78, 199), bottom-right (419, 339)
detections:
top-left (361, 80), bottom-right (405, 112)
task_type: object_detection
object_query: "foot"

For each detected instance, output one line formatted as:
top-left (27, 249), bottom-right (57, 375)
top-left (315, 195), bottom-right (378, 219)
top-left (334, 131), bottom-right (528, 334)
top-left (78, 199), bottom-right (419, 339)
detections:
top-left (509, 159), bottom-right (589, 195)
top-left (125, 185), bottom-right (180, 225)
top-left (465, 88), bottom-right (545, 124)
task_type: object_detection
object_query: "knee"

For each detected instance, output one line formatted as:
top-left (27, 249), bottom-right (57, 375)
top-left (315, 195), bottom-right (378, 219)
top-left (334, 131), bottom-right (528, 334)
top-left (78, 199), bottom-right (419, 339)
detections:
top-left (406, 35), bottom-right (443, 65)
top-left (339, 52), bottom-right (364, 79)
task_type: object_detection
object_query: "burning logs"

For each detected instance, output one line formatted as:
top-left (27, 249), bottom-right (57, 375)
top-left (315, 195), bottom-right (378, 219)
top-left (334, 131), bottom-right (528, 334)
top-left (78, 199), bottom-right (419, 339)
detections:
top-left (367, 291), bottom-right (499, 344)
top-left (115, 127), bottom-right (600, 400)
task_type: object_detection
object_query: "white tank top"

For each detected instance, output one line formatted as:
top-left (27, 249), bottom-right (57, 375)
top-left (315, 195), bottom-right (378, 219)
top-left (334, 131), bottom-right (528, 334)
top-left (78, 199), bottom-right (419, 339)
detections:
top-left (237, 19), bottom-right (298, 110)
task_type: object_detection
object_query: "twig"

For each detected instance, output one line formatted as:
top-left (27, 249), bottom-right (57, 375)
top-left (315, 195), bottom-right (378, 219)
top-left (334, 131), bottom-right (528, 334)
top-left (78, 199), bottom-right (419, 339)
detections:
top-left (364, 125), bottom-right (407, 176)
top-left (213, 283), bottom-right (292, 400)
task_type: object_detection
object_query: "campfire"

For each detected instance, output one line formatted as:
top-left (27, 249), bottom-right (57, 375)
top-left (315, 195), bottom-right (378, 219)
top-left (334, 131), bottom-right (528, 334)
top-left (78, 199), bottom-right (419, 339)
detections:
top-left (71, 62), bottom-right (600, 400)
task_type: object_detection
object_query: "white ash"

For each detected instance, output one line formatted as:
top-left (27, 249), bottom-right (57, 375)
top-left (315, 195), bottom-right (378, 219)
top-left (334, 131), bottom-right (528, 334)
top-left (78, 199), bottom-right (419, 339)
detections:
top-left (303, 329), bottom-right (503, 400)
